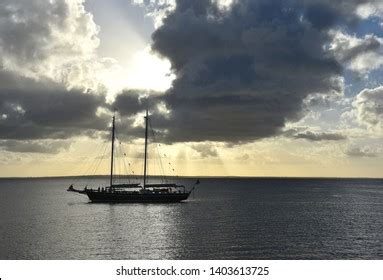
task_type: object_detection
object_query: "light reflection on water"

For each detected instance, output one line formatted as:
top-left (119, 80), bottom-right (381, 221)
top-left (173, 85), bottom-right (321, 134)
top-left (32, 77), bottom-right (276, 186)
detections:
top-left (0, 177), bottom-right (382, 259)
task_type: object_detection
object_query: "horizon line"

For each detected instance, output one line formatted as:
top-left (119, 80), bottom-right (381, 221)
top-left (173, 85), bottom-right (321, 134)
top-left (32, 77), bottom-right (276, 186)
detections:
top-left (0, 175), bottom-right (382, 180)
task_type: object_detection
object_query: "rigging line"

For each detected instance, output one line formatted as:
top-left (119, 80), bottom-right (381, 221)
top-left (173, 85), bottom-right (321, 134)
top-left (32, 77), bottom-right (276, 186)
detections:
top-left (156, 146), bottom-right (167, 183)
top-left (90, 140), bottom-right (109, 177)
top-left (83, 141), bottom-right (105, 178)
top-left (112, 126), bottom-right (117, 185)
top-left (122, 147), bottom-right (131, 184)
top-left (143, 124), bottom-right (151, 186)
top-left (117, 140), bottom-right (127, 183)
top-left (113, 125), bottom-right (127, 185)
top-left (117, 138), bottom-right (123, 174)
top-left (168, 162), bottom-right (176, 178)
top-left (162, 152), bottom-right (169, 183)
top-left (148, 120), bottom-right (158, 180)
top-left (82, 144), bottom-right (106, 189)
top-left (71, 138), bottom-right (105, 185)
top-left (115, 138), bottom-right (121, 183)
top-left (118, 143), bottom-right (126, 183)
top-left (116, 130), bottom-right (125, 183)
top-left (114, 142), bottom-right (118, 183)
top-left (127, 162), bottom-right (132, 184)
top-left (116, 141), bottom-right (122, 183)
top-left (148, 118), bottom-right (167, 183)
top-left (117, 135), bottom-right (130, 183)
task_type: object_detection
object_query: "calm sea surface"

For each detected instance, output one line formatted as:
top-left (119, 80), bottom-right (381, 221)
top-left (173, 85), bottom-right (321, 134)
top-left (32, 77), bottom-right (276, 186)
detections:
top-left (0, 177), bottom-right (382, 259)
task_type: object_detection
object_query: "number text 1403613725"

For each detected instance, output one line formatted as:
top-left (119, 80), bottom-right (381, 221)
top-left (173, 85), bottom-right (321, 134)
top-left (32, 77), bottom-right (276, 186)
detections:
top-left (209, 266), bottom-right (269, 276)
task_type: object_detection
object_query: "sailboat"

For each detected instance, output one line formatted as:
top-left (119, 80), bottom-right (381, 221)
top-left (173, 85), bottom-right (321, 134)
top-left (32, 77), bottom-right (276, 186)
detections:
top-left (67, 110), bottom-right (193, 203)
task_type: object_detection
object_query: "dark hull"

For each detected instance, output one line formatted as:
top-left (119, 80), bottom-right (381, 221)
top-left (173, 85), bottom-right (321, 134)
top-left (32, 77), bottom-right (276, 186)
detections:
top-left (85, 191), bottom-right (191, 203)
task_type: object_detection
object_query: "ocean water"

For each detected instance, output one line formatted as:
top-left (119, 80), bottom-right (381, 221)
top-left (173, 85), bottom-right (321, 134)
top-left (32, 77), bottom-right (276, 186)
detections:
top-left (0, 177), bottom-right (382, 259)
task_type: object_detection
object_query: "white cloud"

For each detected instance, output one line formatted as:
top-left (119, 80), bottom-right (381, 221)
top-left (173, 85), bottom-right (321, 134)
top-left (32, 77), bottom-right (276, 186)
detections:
top-left (354, 86), bottom-right (383, 132)
top-left (348, 51), bottom-right (383, 75)
top-left (356, 2), bottom-right (383, 19)
top-left (213, 0), bottom-right (235, 11)
top-left (0, 0), bottom-right (113, 92)
top-left (131, 0), bottom-right (176, 28)
top-left (329, 31), bottom-right (383, 75)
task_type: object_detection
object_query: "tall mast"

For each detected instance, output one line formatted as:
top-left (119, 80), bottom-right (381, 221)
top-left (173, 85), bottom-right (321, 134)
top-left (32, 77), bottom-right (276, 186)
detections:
top-left (143, 109), bottom-right (149, 188)
top-left (110, 114), bottom-right (116, 187)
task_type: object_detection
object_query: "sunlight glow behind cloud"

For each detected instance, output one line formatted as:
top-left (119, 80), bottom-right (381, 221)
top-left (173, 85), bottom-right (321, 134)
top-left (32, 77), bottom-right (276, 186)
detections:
top-left (0, 0), bottom-right (383, 178)
top-left (98, 47), bottom-right (174, 99)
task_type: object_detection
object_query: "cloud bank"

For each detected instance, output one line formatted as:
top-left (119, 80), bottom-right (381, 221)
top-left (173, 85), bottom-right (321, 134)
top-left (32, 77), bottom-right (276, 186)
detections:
top-left (1, 0), bottom-right (383, 155)
top-left (0, 69), bottom-right (109, 141)
top-left (0, 0), bottom-right (108, 90)
top-left (355, 86), bottom-right (383, 131)
top-left (0, 0), bottom-right (112, 153)
top-left (145, 0), bottom-right (351, 143)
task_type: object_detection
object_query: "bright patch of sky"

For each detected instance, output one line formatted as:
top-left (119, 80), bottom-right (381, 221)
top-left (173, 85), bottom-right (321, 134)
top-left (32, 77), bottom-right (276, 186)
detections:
top-left (85, 0), bottom-right (174, 97)
top-left (1, 0), bottom-right (383, 177)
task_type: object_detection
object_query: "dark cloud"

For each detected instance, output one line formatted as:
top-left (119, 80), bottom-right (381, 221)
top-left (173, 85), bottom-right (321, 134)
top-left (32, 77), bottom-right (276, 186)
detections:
top-left (140, 0), bottom-right (355, 143)
top-left (0, 0), bottom-right (65, 64)
top-left (0, 69), bottom-right (109, 141)
top-left (112, 90), bottom-right (162, 116)
top-left (345, 147), bottom-right (378, 158)
top-left (304, 94), bottom-right (333, 108)
top-left (331, 34), bottom-right (381, 63)
top-left (111, 90), bottom-right (167, 142)
top-left (302, 0), bottom-right (369, 29)
top-left (113, 90), bottom-right (143, 115)
top-left (289, 130), bottom-right (347, 141)
top-left (236, 153), bottom-right (250, 161)
top-left (191, 143), bottom-right (218, 158)
top-left (0, 0), bottom-right (112, 154)
top-left (0, 140), bottom-right (70, 154)
top-left (304, 2), bottom-right (339, 29)
top-left (283, 127), bottom-right (347, 141)
top-left (0, 0), bottom-right (376, 152)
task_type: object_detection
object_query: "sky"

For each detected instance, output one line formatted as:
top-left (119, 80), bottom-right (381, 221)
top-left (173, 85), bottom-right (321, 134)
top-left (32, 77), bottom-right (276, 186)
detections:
top-left (0, 0), bottom-right (382, 178)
